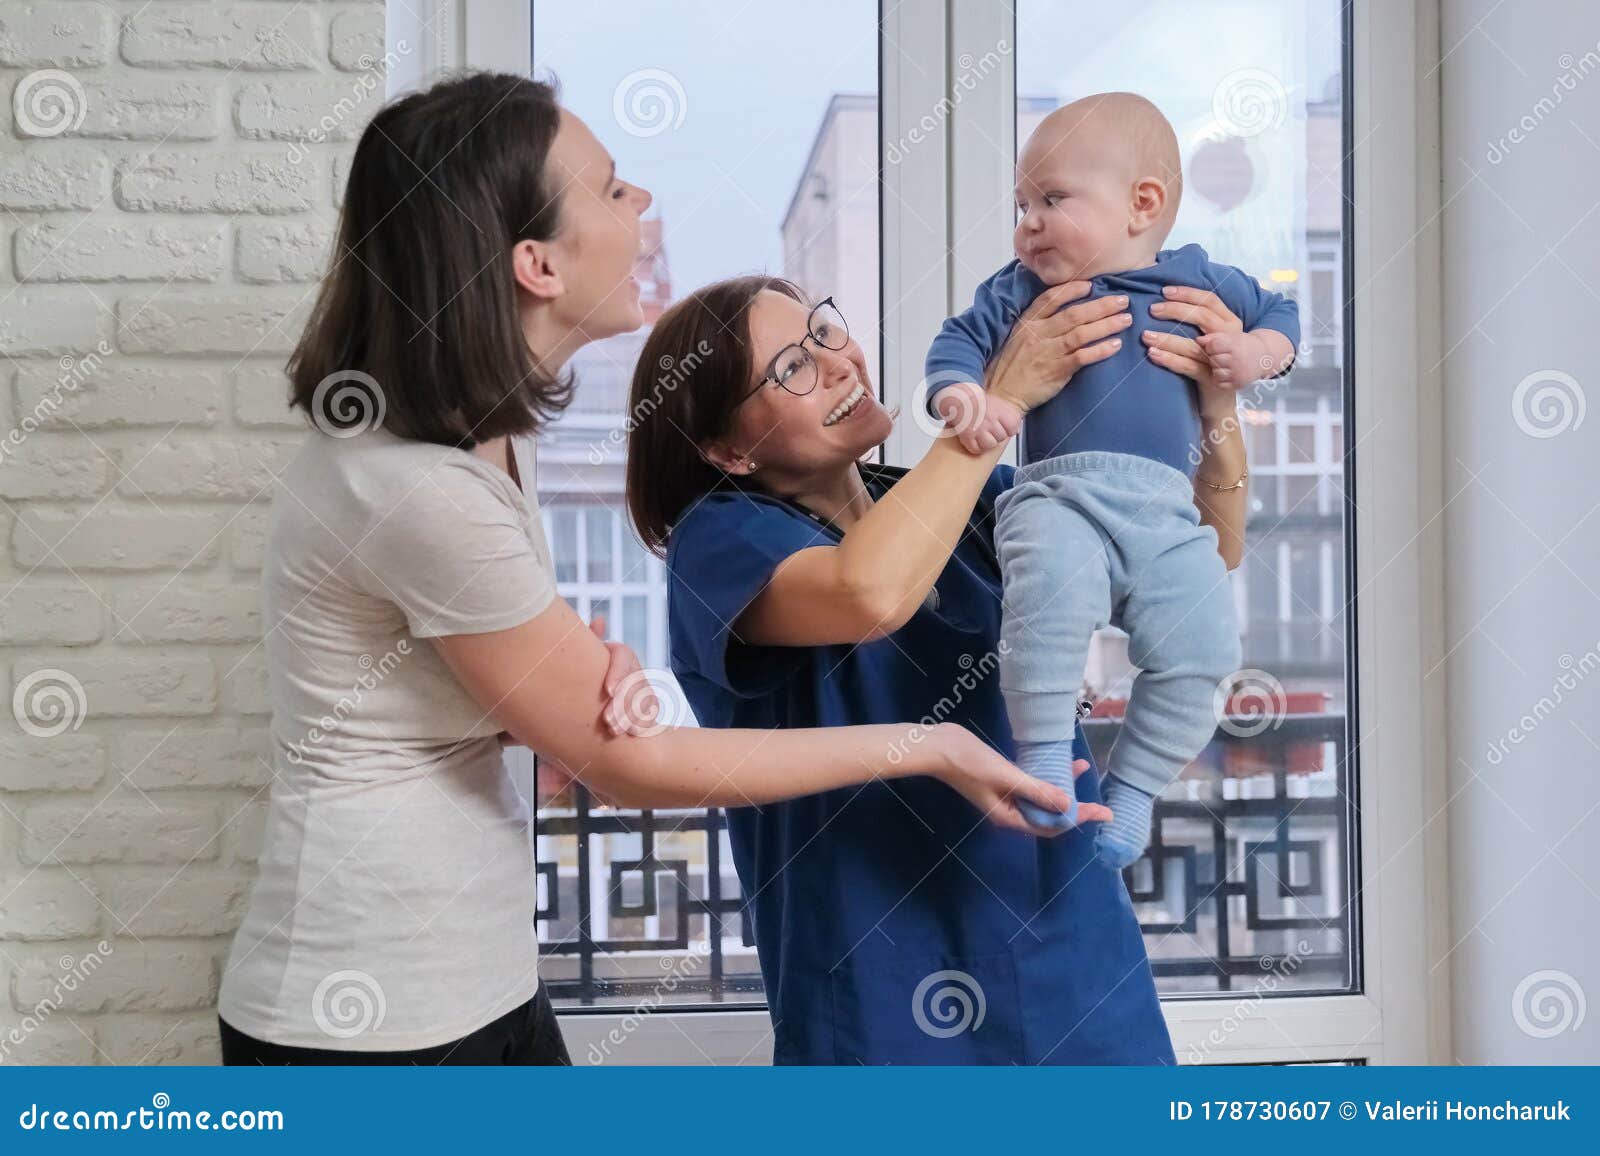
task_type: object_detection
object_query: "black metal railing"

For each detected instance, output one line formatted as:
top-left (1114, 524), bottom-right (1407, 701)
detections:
top-left (537, 711), bottom-right (1354, 1005)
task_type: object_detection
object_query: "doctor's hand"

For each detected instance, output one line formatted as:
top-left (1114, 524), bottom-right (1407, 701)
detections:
top-left (984, 281), bottom-right (1132, 415)
top-left (1144, 286), bottom-right (1249, 405)
top-left (928, 723), bottom-right (1112, 836)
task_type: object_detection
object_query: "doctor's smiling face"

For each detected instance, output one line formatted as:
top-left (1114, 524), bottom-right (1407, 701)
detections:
top-left (717, 290), bottom-right (892, 478)
top-left (624, 276), bottom-right (894, 556)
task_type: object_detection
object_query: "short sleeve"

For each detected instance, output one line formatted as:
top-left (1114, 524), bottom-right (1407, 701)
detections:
top-left (352, 459), bottom-right (556, 638)
top-left (666, 492), bottom-right (833, 698)
top-left (1206, 260), bottom-right (1302, 348)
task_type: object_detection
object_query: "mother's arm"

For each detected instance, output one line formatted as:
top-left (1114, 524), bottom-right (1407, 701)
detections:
top-left (431, 595), bottom-right (1074, 830)
top-left (1143, 286), bottom-right (1255, 571)
top-left (737, 284), bottom-right (1133, 647)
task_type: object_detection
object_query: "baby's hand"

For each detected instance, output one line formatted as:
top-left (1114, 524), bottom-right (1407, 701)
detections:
top-left (934, 381), bottom-right (1023, 454)
top-left (1195, 329), bottom-right (1289, 389)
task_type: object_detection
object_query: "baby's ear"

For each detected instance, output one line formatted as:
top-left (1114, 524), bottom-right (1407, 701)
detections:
top-left (1129, 174), bottom-right (1171, 234)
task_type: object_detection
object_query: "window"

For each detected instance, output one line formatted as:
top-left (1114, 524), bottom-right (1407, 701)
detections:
top-left (523, 0), bottom-right (882, 1010)
top-left (1013, 0), bottom-right (1355, 997)
top-left (434, 0), bottom-right (1439, 1065)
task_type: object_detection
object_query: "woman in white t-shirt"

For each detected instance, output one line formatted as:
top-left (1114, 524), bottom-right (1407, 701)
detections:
top-left (215, 71), bottom-right (1080, 1065)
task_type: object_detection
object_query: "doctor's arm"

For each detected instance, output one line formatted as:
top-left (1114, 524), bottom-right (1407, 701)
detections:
top-left (1144, 285), bottom-right (1254, 570)
top-left (737, 285), bottom-right (1132, 647)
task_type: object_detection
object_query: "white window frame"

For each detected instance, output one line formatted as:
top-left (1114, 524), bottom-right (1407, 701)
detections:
top-left (406, 0), bottom-right (1449, 1066)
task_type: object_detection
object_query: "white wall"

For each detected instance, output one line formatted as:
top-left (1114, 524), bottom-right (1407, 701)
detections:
top-left (1440, 0), bottom-right (1600, 1063)
top-left (0, 1), bottom-right (384, 1066)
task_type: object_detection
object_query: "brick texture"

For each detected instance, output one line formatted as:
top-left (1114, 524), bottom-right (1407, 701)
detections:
top-left (0, 1), bottom-right (388, 1065)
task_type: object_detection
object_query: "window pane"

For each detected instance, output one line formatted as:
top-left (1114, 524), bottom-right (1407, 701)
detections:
top-left (584, 507), bottom-right (613, 584)
top-left (1018, 0), bottom-right (1355, 996)
top-left (529, 0), bottom-right (881, 1007)
top-left (620, 524), bottom-right (649, 581)
top-left (551, 508), bottom-right (579, 584)
top-left (621, 594), bottom-right (648, 654)
top-left (1288, 423), bottom-right (1317, 464)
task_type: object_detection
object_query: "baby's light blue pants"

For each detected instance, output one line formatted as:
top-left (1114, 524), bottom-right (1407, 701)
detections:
top-left (994, 451), bottom-right (1241, 798)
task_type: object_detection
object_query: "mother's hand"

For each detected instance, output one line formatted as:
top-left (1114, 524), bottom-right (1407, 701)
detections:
top-left (1142, 285), bottom-right (1243, 404)
top-left (929, 723), bottom-right (1112, 836)
top-left (986, 280), bottom-right (1133, 414)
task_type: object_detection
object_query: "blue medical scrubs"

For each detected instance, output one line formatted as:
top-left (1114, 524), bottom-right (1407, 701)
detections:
top-left (666, 463), bottom-right (1175, 1065)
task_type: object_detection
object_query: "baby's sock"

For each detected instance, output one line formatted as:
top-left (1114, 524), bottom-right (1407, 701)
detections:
top-left (1015, 738), bottom-right (1080, 829)
top-left (1096, 776), bottom-right (1156, 869)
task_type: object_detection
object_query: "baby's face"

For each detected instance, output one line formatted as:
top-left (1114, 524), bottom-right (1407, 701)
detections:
top-left (1013, 126), bottom-right (1131, 284)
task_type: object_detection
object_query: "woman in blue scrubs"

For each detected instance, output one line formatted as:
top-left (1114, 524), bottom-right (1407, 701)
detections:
top-left (625, 276), bottom-right (1251, 1064)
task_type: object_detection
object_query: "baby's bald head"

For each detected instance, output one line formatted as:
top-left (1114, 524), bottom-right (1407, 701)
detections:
top-left (1020, 91), bottom-right (1183, 232)
top-left (1012, 92), bottom-right (1182, 281)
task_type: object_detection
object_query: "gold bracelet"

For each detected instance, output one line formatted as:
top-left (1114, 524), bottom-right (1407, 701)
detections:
top-left (1199, 465), bottom-right (1248, 492)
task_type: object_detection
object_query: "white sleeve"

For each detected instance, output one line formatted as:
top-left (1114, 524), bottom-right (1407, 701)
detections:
top-left (351, 458), bottom-right (557, 638)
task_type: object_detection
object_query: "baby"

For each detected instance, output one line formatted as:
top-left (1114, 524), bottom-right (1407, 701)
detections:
top-left (925, 92), bottom-right (1298, 868)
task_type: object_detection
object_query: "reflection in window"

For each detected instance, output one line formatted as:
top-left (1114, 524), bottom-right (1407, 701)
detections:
top-left (1018, 0), bottom-right (1355, 995)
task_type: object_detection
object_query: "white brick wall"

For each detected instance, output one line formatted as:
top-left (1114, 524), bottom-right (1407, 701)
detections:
top-left (0, 0), bottom-right (389, 1065)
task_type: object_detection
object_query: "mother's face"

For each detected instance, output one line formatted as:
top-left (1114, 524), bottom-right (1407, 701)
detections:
top-left (711, 290), bottom-right (892, 480)
top-left (532, 110), bottom-right (654, 346)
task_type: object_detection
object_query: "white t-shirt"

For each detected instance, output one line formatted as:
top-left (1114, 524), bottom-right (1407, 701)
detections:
top-left (218, 427), bottom-right (557, 1051)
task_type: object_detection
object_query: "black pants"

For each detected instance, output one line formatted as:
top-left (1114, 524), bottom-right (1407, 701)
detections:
top-left (219, 986), bottom-right (571, 1066)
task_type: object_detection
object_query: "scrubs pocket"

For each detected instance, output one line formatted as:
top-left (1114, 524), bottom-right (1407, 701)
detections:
top-left (828, 951), bottom-right (1023, 1065)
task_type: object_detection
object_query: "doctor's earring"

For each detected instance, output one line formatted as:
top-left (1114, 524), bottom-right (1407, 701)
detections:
top-left (743, 458), bottom-right (759, 473)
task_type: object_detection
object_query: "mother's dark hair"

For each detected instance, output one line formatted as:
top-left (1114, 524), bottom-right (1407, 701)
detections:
top-left (287, 71), bottom-right (571, 448)
top-left (626, 275), bottom-right (807, 554)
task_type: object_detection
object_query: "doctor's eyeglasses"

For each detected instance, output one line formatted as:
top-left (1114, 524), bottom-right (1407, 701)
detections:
top-left (731, 297), bottom-right (850, 412)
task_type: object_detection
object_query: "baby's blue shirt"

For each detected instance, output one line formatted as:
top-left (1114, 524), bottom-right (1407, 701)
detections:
top-left (925, 243), bottom-right (1301, 475)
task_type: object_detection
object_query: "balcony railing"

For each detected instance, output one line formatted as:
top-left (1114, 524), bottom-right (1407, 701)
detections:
top-left (536, 709), bottom-right (1354, 1006)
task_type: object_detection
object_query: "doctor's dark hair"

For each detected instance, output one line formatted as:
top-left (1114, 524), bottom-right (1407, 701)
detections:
top-left (286, 71), bottom-right (572, 448)
top-left (625, 275), bottom-right (808, 555)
